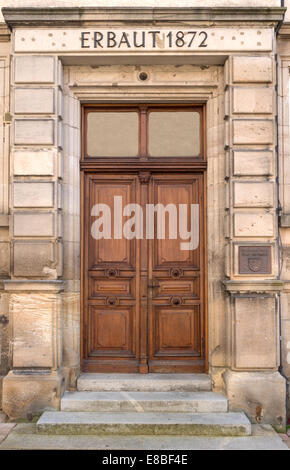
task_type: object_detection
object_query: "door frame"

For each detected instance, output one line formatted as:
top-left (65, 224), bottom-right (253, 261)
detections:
top-left (80, 103), bottom-right (208, 373)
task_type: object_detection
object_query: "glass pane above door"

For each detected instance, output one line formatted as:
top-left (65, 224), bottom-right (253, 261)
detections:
top-left (148, 111), bottom-right (200, 157)
top-left (87, 111), bottom-right (139, 157)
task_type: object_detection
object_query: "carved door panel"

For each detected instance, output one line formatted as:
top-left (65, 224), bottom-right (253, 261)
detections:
top-left (82, 173), bottom-right (141, 372)
top-left (148, 173), bottom-right (205, 372)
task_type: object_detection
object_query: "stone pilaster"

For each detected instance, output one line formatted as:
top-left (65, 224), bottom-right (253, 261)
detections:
top-left (1, 54), bottom-right (66, 418)
top-left (223, 55), bottom-right (287, 430)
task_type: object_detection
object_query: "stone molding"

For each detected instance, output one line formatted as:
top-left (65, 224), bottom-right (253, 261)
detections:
top-left (224, 279), bottom-right (284, 294)
top-left (2, 7), bottom-right (286, 27)
top-left (0, 25), bottom-right (10, 42)
top-left (277, 23), bottom-right (290, 39)
top-left (3, 280), bottom-right (64, 292)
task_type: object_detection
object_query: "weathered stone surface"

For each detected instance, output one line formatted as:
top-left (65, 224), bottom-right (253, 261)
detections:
top-left (224, 370), bottom-right (287, 432)
top-left (37, 411), bottom-right (251, 436)
top-left (233, 182), bottom-right (274, 208)
top-left (14, 56), bottom-right (55, 84)
top-left (77, 373), bottom-right (212, 392)
top-left (14, 119), bottom-right (54, 145)
top-left (13, 150), bottom-right (55, 176)
top-left (13, 240), bottom-right (55, 277)
top-left (232, 56), bottom-right (273, 83)
top-left (2, 371), bottom-right (64, 420)
top-left (13, 182), bottom-right (54, 208)
top-left (0, 241), bottom-right (10, 276)
top-left (233, 87), bottom-right (274, 114)
top-left (233, 297), bottom-right (278, 369)
top-left (0, 412), bottom-right (8, 423)
top-left (233, 150), bottom-right (273, 176)
top-left (11, 293), bottom-right (59, 368)
top-left (13, 212), bottom-right (55, 237)
top-left (14, 88), bottom-right (55, 114)
top-left (0, 424), bottom-right (288, 451)
top-left (233, 119), bottom-right (274, 145)
top-left (234, 212), bottom-right (274, 237)
top-left (61, 391), bottom-right (228, 413)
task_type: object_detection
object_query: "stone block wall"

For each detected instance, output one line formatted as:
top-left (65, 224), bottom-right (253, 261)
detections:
top-left (0, 25), bottom-right (10, 410)
top-left (277, 28), bottom-right (290, 423)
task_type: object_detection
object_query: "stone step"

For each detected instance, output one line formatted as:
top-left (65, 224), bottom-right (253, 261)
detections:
top-left (77, 373), bottom-right (212, 392)
top-left (37, 411), bottom-right (251, 437)
top-left (61, 391), bottom-right (228, 413)
top-left (2, 424), bottom-right (288, 451)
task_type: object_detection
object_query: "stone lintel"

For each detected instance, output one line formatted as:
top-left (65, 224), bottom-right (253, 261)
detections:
top-left (2, 7), bottom-right (286, 27)
top-left (3, 280), bottom-right (64, 293)
top-left (224, 279), bottom-right (284, 294)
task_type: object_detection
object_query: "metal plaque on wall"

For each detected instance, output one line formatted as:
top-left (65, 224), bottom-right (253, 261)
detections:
top-left (238, 246), bottom-right (271, 275)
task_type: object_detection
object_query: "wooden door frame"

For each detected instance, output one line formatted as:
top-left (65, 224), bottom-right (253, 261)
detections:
top-left (80, 103), bottom-right (208, 373)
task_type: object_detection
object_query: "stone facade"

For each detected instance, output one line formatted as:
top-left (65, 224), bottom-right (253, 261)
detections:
top-left (0, 1), bottom-right (289, 430)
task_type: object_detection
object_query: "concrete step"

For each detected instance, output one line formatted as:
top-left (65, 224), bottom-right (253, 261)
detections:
top-left (37, 411), bottom-right (251, 436)
top-left (61, 391), bottom-right (228, 413)
top-left (77, 373), bottom-right (212, 392)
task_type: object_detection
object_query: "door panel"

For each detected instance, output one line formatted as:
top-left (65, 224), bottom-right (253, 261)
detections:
top-left (83, 174), bottom-right (140, 372)
top-left (148, 174), bottom-right (205, 372)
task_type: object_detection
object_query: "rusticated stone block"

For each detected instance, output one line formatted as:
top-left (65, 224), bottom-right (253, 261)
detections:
top-left (233, 120), bottom-right (274, 145)
top-left (14, 119), bottom-right (54, 145)
top-left (13, 212), bottom-right (55, 237)
top-left (14, 56), bottom-right (55, 84)
top-left (233, 181), bottom-right (274, 208)
top-left (232, 56), bottom-right (273, 83)
top-left (233, 87), bottom-right (273, 114)
top-left (13, 182), bottom-right (54, 208)
top-left (13, 149), bottom-right (55, 176)
top-left (2, 371), bottom-right (65, 419)
top-left (234, 212), bottom-right (274, 237)
top-left (13, 240), bottom-right (55, 277)
top-left (233, 150), bottom-right (273, 176)
top-left (12, 297), bottom-right (52, 368)
top-left (14, 88), bottom-right (55, 114)
top-left (233, 297), bottom-right (278, 369)
top-left (224, 370), bottom-right (286, 432)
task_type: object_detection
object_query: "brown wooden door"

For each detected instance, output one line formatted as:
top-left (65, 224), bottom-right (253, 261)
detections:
top-left (81, 105), bottom-right (207, 373)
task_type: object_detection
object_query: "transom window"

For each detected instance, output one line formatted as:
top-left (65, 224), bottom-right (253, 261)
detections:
top-left (84, 105), bottom-right (204, 159)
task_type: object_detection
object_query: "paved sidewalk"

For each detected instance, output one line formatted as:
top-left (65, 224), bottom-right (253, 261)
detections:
top-left (0, 423), bottom-right (16, 445)
top-left (0, 423), bottom-right (288, 450)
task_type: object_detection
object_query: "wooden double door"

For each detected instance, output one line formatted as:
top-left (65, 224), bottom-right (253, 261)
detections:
top-left (81, 105), bottom-right (207, 373)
